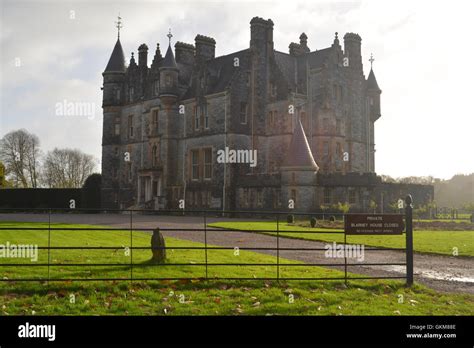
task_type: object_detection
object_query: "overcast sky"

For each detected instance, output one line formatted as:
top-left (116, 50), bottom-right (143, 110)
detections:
top-left (1, 0), bottom-right (473, 179)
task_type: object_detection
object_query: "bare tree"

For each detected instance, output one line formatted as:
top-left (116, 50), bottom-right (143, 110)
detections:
top-left (0, 129), bottom-right (41, 187)
top-left (42, 148), bottom-right (96, 188)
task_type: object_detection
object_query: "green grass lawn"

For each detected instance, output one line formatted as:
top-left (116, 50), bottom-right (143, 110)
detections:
top-left (208, 221), bottom-right (474, 257)
top-left (0, 222), bottom-right (473, 315)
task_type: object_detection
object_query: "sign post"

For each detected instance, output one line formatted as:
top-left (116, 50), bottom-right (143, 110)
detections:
top-left (405, 194), bottom-right (414, 286)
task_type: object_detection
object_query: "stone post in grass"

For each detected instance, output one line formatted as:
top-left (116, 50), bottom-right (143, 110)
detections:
top-left (151, 228), bottom-right (166, 263)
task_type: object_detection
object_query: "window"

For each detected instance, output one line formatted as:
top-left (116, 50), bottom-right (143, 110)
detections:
top-left (203, 103), bottom-right (209, 129)
top-left (194, 105), bottom-right (200, 130)
top-left (257, 189), bottom-right (263, 207)
top-left (246, 72), bottom-right (251, 86)
top-left (153, 80), bottom-right (160, 96)
top-left (240, 102), bottom-right (248, 124)
top-left (272, 189), bottom-right (281, 209)
top-left (336, 119), bottom-right (341, 134)
top-left (349, 190), bottom-right (356, 204)
top-left (201, 190), bottom-right (207, 207)
top-left (114, 123), bottom-right (120, 136)
top-left (336, 142), bottom-right (342, 156)
top-left (290, 189), bottom-right (297, 205)
top-left (194, 191), bottom-right (200, 207)
top-left (128, 115), bottom-right (134, 138)
top-left (243, 189), bottom-right (249, 207)
top-left (267, 111), bottom-right (273, 128)
top-left (129, 87), bottom-right (134, 102)
top-left (270, 83), bottom-right (277, 97)
top-left (116, 89), bottom-right (121, 102)
top-left (203, 148), bottom-right (212, 179)
top-left (152, 109), bottom-right (159, 132)
top-left (152, 144), bottom-right (159, 167)
top-left (191, 150), bottom-right (199, 180)
top-left (323, 118), bottom-right (329, 132)
top-left (128, 163), bottom-right (132, 181)
top-left (369, 97), bottom-right (374, 106)
top-left (323, 188), bottom-right (331, 204)
top-left (323, 141), bottom-right (330, 156)
top-left (165, 74), bottom-right (172, 86)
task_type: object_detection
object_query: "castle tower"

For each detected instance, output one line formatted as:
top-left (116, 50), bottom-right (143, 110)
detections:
top-left (101, 19), bottom-right (126, 209)
top-left (366, 55), bottom-right (382, 172)
top-left (367, 63), bottom-right (382, 121)
top-left (159, 31), bottom-right (180, 201)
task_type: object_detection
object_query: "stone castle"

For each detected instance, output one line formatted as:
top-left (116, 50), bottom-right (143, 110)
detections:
top-left (101, 16), bottom-right (433, 212)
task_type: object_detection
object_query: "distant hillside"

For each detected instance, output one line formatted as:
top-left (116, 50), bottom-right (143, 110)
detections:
top-left (380, 173), bottom-right (473, 208)
top-left (434, 174), bottom-right (474, 208)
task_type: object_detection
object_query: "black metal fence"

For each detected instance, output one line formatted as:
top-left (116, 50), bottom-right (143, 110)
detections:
top-left (0, 198), bottom-right (414, 285)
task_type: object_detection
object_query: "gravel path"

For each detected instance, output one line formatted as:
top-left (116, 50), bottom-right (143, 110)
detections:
top-left (1, 213), bottom-right (473, 294)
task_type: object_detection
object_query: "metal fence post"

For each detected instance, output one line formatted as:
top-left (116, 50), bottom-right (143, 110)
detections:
top-left (204, 211), bottom-right (208, 280)
top-left (344, 224), bottom-right (347, 286)
top-left (405, 195), bottom-right (414, 286)
top-left (130, 210), bottom-right (133, 282)
top-left (47, 209), bottom-right (51, 285)
top-left (276, 215), bottom-right (280, 281)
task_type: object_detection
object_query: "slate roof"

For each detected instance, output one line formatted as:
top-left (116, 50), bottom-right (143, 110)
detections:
top-left (367, 68), bottom-right (381, 91)
top-left (182, 49), bottom-right (249, 99)
top-left (104, 39), bottom-right (126, 73)
top-left (282, 119), bottom-right (319, 170)
top-left (274, 47), bottom-right (332, 91)
top-left (162, 44), bottom-right (178, 68)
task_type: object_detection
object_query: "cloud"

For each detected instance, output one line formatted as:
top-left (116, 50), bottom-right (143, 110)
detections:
top-left (1, 0), bottom-right (473, 179)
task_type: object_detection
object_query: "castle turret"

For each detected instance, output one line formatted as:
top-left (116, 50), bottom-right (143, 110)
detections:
top-left (159, 32), bottom-right (180, 196)
top-left (103, 38), bottom-right (125, 107)
top-left (159, 37), bottom-right (179, 105)
top-left (101, 23), bottom-right (126, 209)
top-left (367, 65), bottom-right (382, 121)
